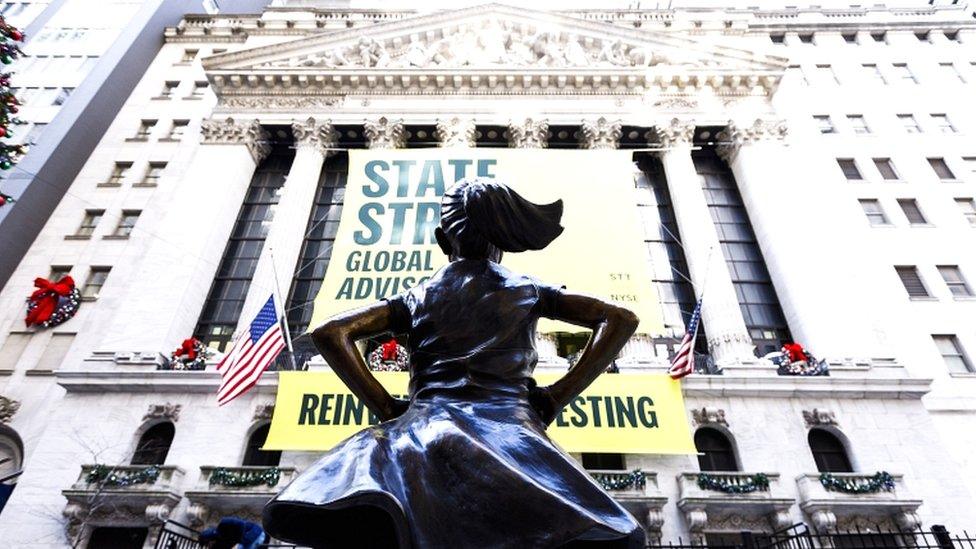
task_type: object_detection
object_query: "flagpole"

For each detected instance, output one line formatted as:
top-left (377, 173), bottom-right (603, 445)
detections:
top-left (269, 248), bottom-right (298, 371)
top-left (689, 245), bottom-right (716, 364)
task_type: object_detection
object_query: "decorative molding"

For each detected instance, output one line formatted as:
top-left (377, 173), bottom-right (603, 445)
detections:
top-left (200, 118), bottom-right (271, 163)
top-left (716, 118), bottom-right (788, 163)
top-left (291, 117), bottom-right (339, 156)
top-left (684, 507), bottom-right (708, 533)
top-left (143, 403), bottom-right (182, 423)
top-left (691, 407), bottom-right (728, 427)
top-left (580, 117), bottom-right (622, 150)
top-left (0, 396), bottom-right (20, 423)
top-left (253, 403), bottom-right (275, 421)
top-left (508, 118), bottom-right (548, 148)
top-left (652, 97), bottom-right (698, 110)
top-left (364, 117), bottom-right (406, 149)
top-left (802, 408), bottom-right (837, 428)
top-left (708, 512), bottom-right (774, 532)
top-left (654, 118), bottom-right (696, 147)
top-left (434, 117), bottom-right (476, 148)
top-left (809, 509), bottom-right (837, 534)
top-left (217, 95), bottom-right (344, 111)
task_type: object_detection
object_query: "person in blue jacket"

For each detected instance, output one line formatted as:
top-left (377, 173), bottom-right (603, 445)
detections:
top-left (199, 517), bottom-right (266, 549)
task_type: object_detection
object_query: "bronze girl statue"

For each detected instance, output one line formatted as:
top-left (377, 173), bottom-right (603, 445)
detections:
top-left (264, 178), bottom-right (644, 548)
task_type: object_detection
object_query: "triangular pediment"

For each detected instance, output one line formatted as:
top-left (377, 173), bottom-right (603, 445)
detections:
top-left (204, 4), bottom-right (785, 74)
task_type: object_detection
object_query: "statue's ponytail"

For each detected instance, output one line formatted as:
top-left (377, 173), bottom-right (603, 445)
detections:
top-left (440, 178), bottom-right (563, 259)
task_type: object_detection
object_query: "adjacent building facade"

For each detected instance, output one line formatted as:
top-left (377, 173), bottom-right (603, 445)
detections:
top-left (0, 1), bottom-right (975, 546)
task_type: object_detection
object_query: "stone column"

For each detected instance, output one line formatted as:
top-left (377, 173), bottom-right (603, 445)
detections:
top-left (435, 117), bottom-right (476, 148)
top-left (655, 118), bottom-right (755, 365)
top-left (235, 118), bottom-right (337, 340)
top-left (580, 118), bottom-right (622, 150)
top-left (364, 117), bottom-right (406, 149)
top-left (103, 118), bottom-right (270, 353)
top-left (717, 119), bottom-right (878, 359)
top-left (508, 118), bottom-right (548, 148)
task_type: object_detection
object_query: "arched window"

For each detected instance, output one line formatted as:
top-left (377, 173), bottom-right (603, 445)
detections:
top-left (131, 422), bottom-right (174, 465)
top-left (695, 427), bottom-right (738, 472)
top-left (242, 424), bottom-right (281, 467)
top-left (808, 429), bottom-right (853, 473)
top-left (0, 426), bottom-right (24, 516)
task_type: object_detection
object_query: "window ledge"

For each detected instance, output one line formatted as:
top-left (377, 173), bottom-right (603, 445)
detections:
top-left (869, 224), bottom-right (896, 228)
top-left (908, 223), bottom-right (936, 228)
top-left (908, 296), bottom-right (938, 302)
top-left (183, 96), bottom-right (204, 101)
top-left (124, 137), bottom-right (150, 143)
top-left (24, 369), bottom-right (54, 377)
top-left (938, 179), bottom-right (963, 184)
top-left (132, 183), bottom-right (158, 188)
top-left (64, 234), bottom-right (92, 241)
top-left (150, 96), bottom-right (173, 101)
top-left (96, 183), bottom-right (122, 188)
top-left (158, 138), bottom-right (182, 143)
top-left (952, 296), bottom-right (976, 301)
top-left (949, 372), bottom-right (976, 378)
top-left (80, 296), bottom-right (98, 303)
top-left (101, 235), bottom-right (130, 241)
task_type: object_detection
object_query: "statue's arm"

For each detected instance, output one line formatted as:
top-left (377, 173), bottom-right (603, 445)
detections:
top-left (310, 301), bottom-right (407, 422)
top-left (533, 291), bottom-right (639, 424)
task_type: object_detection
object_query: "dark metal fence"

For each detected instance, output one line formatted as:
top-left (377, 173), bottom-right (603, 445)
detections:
top-left (648, 523), bottom-right (976, 549)
top-left (155, 520), bottom-right (299, 549)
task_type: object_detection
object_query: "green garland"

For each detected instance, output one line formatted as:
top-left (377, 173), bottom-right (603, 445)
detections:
top-left (209, 467), bottom-right (281, 488)
top-left (819, 471), bottom-right (894, 494)
top-left (697, 473), bottom-right (769, 494)
top-left (86, 464), bottom-right (160, 487)
top-left (591, 469), bottom-right (646, 491)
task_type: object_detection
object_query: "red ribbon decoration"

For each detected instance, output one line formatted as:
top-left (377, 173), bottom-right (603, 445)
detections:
top-left (782, 342), bottom-right (807, 363)
top-left (174, 338), bottom-right (200, 361)
top-left (25, 276), bottom-right (75, 327)
top-left (381, 339), bottom-right (399, 361)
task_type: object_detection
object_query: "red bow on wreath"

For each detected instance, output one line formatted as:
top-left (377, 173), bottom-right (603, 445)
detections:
top-left (174, 338), bottom-right (199, 361)
top-left (25, 276), bottom-right (75, 327)
top-left (381, 339), bottom-right (399, 361)
top-left (781, 342), bottom-right (807, 363)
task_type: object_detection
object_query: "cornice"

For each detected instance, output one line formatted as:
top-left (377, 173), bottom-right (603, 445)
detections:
top-left (55, 369), bottom-right (932, 400)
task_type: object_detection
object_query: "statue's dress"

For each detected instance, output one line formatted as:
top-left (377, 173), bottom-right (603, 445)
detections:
top-left (264, 260), bottom-right (646, 549)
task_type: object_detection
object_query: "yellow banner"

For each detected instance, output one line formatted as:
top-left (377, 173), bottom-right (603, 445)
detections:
top-left (310, 148), bottom-right (663, 335)
top-left (265, 372), bottom-right (697, 454)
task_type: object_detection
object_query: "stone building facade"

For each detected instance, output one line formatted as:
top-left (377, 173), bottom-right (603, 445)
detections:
top-left (0, 1), bottom-right (975, 546)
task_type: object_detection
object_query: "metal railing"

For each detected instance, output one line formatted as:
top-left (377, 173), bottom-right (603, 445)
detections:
top-left (155, 520), bottom-right (298, 549)
top-left (647, 523), bottom-right (976, 549)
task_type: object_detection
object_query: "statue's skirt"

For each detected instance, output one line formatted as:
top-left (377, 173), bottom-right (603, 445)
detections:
top-left (263, 386), bottom-right (646, 548)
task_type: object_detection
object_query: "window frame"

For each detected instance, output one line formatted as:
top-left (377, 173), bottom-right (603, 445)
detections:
top-left (111, 210), bottom-right (141, 238)
top-left (930, 114), bottom-right (957, 134)
top-left (812, 115), bottom-right (835, 134)
top-left (894, 265), bottom-right (932, 299)
top-left (897, 114), bottom-right (922, 134)
top-left (932, 334), bottom-right (975, 375)
top-left (139, 162), bottom-right (167, 186)
top-left (847, 115), bottom-right (871, 135)
top-left (896, 198), bottom-right (928, 226)
top-left (928, 158), bottom-right (957, 181)
top-left (73, 209), bottom-right (104, 238)
top-left (81, 267), bottom-right (111, 301)
top-left (937, 265), bottom-right (974, 298)
top-left (858, 199), bottom-right (890, 226)
top-left (955, 198), bottom-right (976, 227)
top-left (837, 158), bottom-right (863, 181)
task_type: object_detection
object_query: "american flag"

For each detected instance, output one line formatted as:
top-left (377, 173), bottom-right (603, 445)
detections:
top-left (216, 295), bottom-right (285, 406)
top-left (668, 298), bottom-right (703, 380)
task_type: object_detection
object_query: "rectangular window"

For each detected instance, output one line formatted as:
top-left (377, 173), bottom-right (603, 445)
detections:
top-left (842, 33), bottom-right (857, 44)
top-left (81, 267), bottom-right (111, 300)
top-left (873, 158), bottom-right (899, 180)
top-left (133, 119), bottom-right (156, 140)
top-left (167, 120), bottom-right (189, 140)
top-left (863, 63), bottom-right (886, 84)
top-left (140, 162), bottom-right (166, 186)
top-left (787, 65), bottom-right (808, 86)
top-left (940, 63), bottom-right (965, 83)
top-left (0, 333), bottom-right (30, 373)
top-left (897, 199), bottom-right (927, 225)
top-left (32, 333), bottom-right (74, 374)
top-left (858, 199), bottom-right (889, 226)
top-left (105, 162), bottom-right (131, 186)
top-left (938, 266), bottom-right (973, 297)
top-left (180, 49), bottom-right (198, 63)
top-left (49, 266), bottom-right (72, 282)
top-left (898, 114), bottom-right (922, 133)
top-left (813, 115), bottom-right (835, 134)
top-left (915, 31), bottom-right (930, 42)
top-left (816, 64), bottom-right (839, 85)
top-left (112, 210), bottom-right (141, 238)
top-left (930, 114), bottom-right (956, 134)
top-left (770, 33), bottom-right (785, 44)
top-left (928, 158), bottom-right (957, 180)
top-left (837, 159), bottom-right (863, 180)
top-left (212, 48), bottom-right (227, 55)
top-left (956, 198), bottom-right (976, 226)
top-left (74, 209), bottom-right (104, 237)
top-left (945, 30), bottom-right (959, 42)
top-left (188, 81), bottom-right (208, 98)
top-left (871, 31), bottom-right (886, 43)
top-left (159, 81), bottom-right (178, 98)
top-left (933, 335), bottom-right (974, 374)
top-left (798, 33), bottom-right (814, 44)
top-left (964, 157), bottom-right (976, 176)
top-left (895, 266), bottom-right (930, 298)
top-left (893, 63), bottom-right (917, 84)
top-left (847, 115), bottom-right (871, 134)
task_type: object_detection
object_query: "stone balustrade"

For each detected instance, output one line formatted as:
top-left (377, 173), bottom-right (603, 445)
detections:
top-left (588, 469), bottom-right (667, 543)
top-left (185, 465), bottom-right (298, 527)
top-left (796, 472), bottom-right (923, 533)
top-left (677, 472), bottom-right (795, 540)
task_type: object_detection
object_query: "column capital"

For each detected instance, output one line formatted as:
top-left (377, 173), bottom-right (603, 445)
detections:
top-left (200, 117), bottom-right (271, 164)
top-left (508, 118), bottom-right (548, 149)
top-left (434, 117), bottom-right (476, 148)
top-left (364, 117), bottom-right (406, 149)
top-left (580, 117), bottom-right (622, 150)
top-left (716, 118), bottom-right (788, 163)
top-left (291, 117), bottom-right (339, 156)
top-left (654, 118), bottom-right (696, 147)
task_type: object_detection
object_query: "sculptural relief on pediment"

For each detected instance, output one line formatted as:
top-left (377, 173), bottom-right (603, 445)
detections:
top-left (260, 18), bottom-right (709, 71)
